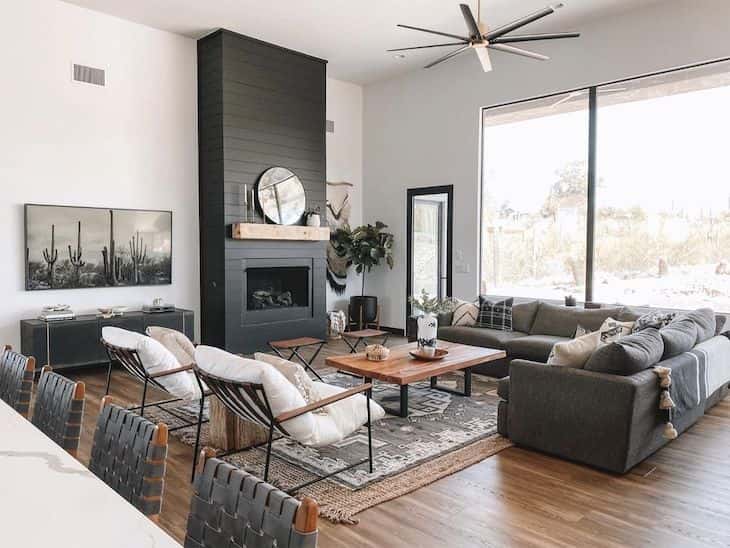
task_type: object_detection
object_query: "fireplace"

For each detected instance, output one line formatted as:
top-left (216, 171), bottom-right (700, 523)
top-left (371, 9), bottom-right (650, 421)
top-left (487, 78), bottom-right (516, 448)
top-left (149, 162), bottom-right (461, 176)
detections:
top-left (247, 266), bottom-right (309, 310)
top-left (241, 257), bottom-right (315, 327)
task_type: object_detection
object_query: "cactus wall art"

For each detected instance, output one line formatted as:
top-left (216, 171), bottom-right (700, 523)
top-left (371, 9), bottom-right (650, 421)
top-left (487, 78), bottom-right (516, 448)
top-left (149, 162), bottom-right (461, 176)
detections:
top-left (24, 204), bottom-right (172, 290)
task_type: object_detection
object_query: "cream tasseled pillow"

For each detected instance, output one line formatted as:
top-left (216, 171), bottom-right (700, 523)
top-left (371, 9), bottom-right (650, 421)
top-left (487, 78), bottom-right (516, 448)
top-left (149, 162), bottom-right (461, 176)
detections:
top-left (146, 326), bottom-right (196, 366)
top-left (254, 352), bottom-right (318, 405)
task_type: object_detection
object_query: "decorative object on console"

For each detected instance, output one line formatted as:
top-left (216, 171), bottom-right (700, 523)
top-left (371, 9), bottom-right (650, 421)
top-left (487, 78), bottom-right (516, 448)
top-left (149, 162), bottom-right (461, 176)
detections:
top-left (475, 297), bottom-right (514, 331)
top-left (409, 289), bottom-right (454, 351)
top-left (39, 304), bottom-right (75, 322)
top-left (388, 1), bottom-right (580, 73)
top-left (331, 222), bottom-right (394, 329)
top-left (25, 204), bottom-right (172, 290)
top-left (257, 167), bottom-right (306, 225)
top-left (565, 295), bottom-right (577, 307)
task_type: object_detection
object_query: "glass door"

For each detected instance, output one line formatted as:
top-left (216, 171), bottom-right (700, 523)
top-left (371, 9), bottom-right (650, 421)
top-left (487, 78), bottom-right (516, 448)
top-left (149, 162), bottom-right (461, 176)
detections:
top-left (407, 186), bottom-right (453, 319)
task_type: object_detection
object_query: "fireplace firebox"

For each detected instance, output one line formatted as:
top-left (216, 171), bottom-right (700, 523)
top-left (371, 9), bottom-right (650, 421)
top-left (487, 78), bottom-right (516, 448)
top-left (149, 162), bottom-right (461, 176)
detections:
top-left (247, 266), bottom-right (309, 310)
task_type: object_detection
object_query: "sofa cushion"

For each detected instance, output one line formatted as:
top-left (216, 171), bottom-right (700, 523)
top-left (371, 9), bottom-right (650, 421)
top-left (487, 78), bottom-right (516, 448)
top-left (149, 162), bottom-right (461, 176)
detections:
top-left (505, 334), bottom-right (571, 363)
top-left (102, 326), bottom-right (200, 400)
top-left (475, 297), bottom-right (513, 330)
top-left (529, 302), bottom-right (624, 337)
top-left (659, 319), bottom-right (698, 359)
top-left (584, 328), bottom-right (664, 375)
top-left (437, 326), bottom-right (527, 349)
top-left (547, 331), bottom-right (602, 368)
top-left (497, 377), bottom-right (510, 400)
top-left (512, 301), bottom-right (540, 334)
top-left (716, 315), bottom-right (727, 336)
top-left (673, 308), bottom-right (716, 344)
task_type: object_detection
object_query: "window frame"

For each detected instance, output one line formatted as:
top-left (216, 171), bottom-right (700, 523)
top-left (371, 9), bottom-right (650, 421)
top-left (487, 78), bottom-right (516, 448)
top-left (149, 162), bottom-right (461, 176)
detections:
top-left (478, 56), bottom-right (730, 305)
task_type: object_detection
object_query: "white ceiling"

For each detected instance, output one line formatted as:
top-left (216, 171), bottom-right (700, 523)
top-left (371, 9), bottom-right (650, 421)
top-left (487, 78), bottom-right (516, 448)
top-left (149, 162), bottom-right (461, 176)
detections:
top-left (62, 0), bottom-right (662, 84)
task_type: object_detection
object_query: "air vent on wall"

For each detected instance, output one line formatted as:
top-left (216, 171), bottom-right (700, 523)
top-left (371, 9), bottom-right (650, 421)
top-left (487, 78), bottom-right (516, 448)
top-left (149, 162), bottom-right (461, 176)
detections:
top-left (72, 63), bottom-right (105, 86)
top-left (326, 120), bottom-right (334, 133)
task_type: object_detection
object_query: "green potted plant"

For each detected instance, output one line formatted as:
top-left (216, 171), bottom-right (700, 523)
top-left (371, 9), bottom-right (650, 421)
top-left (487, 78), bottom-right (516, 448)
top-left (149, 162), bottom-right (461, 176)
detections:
top-left (408, 289), bottom-right (454, 353)
top-left (331, 221), bottom-right (394, 329)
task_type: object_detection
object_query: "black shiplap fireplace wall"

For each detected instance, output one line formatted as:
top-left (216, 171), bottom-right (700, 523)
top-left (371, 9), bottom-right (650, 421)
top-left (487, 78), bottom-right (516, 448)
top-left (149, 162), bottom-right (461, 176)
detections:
top-left (197, 29), bottom-right (327, 353)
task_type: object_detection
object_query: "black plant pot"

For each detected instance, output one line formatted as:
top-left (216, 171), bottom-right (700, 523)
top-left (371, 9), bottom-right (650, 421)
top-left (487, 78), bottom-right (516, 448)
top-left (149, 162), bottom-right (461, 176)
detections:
top-left (349, 295), bottom-right (378, 329)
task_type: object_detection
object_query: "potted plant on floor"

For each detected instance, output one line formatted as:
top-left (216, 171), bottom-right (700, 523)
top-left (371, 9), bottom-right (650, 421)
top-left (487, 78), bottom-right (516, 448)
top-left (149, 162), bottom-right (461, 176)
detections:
top-left (331, 221), bottom-right (394, 329)
top-left (408, 289), bottom-right (454, 353)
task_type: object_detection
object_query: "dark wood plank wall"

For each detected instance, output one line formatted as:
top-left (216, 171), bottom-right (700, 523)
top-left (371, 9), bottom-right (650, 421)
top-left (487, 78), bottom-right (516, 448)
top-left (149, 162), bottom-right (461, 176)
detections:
top-left (198, 29), bottom-right (328, 352)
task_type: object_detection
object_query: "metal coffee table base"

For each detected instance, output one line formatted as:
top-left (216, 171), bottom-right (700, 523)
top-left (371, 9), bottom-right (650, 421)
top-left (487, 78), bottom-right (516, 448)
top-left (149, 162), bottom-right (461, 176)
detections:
top-left (364, 367), bottom-right (472, 418)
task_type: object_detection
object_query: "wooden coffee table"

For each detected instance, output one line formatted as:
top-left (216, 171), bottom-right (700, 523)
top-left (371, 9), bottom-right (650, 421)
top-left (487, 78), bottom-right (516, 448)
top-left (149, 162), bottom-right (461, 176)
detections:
top-left (326, 341), bottom-right (506, 417)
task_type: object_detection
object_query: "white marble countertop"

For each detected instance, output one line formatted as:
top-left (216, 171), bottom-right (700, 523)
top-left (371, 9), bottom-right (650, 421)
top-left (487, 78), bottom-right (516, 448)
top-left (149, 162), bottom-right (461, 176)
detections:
top-left (0, 399), bottom-right (181, 547)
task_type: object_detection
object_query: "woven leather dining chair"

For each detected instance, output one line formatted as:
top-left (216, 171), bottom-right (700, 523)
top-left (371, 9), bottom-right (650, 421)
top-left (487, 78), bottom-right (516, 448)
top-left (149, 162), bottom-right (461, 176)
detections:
top-left (0, 345), bottom-right (35, 418)
top-left (89, 395), bottom-right (169, 521)
top-left (185, 448), bottom-right (319, 548)
top-left (32, 366), bottom-right (85, 458)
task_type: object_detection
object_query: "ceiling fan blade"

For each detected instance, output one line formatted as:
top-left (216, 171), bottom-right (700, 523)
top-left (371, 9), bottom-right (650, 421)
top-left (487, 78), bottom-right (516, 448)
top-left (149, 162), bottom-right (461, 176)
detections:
top-left (424, 45), bottom-right (471, 69)
top-left (474, 47), bottom-right (492, 72)
top-left (487, 43), bottom-right (549, 61)
top-left (459, 4), bottom-right (482, 39)
top-left (485, 4), bottom-right (564, 42)
top-left (397, 24), bottom-right (469, 42)
top-left (490, 31), bottom-right (580, 44)
top-left (387, 42), bottom-right (468, 52)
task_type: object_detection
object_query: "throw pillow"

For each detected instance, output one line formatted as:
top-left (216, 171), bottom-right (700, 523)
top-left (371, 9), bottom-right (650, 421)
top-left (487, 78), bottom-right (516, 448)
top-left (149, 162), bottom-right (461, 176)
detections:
top-left (584, 328), bottom-right (664, 376)
top-left (146, 326), bottom-right (196, 366)
top-left (598, 317), bottom-right (635, 343)
top-left (451, 299), bottom-right (479, 327)
top-left (254, 352), bottom-right (317, 406)
top-left (631, 311), bottom-right (676, 333)
top-left (659, 318), bottom-right (698, 359)
top-left (475, 297), bottom-right (513, 331)
top-left (715, 315), bottom-right (727, 336)
top-left (547, 331), bottom-right (602, 368)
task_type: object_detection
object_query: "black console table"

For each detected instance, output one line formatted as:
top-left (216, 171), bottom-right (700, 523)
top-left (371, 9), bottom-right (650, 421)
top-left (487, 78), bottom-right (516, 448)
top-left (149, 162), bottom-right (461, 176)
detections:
top-left (20, 309), bottom-right (194, 372)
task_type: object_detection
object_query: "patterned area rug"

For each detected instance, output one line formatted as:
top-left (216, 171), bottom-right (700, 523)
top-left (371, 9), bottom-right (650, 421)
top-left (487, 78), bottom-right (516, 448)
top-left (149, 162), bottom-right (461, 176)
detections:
top-left (146, 372), bottom-right (512, 522)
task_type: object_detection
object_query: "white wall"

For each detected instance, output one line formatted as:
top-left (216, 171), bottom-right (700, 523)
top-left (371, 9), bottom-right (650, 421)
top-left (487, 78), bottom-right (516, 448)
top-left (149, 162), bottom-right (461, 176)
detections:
top-left (362, 0), bottom-right (730, 329)
top-left (325, 77), bottom-right (363, 311)
top-left (0, 0), bottom-right (199, 348)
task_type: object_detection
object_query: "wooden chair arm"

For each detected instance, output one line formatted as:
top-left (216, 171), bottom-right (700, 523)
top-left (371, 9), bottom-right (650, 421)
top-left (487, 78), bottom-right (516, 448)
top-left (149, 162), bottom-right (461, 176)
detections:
top-left (149, 363), bottom-right (195, 379)
top-left (275, 383), bottom-right (373, 423)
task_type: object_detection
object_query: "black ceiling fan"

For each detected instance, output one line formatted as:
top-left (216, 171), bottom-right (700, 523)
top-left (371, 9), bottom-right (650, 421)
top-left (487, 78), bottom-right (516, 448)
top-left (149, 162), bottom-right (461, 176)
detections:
top-left (388, 2), bottom-right (580, 72)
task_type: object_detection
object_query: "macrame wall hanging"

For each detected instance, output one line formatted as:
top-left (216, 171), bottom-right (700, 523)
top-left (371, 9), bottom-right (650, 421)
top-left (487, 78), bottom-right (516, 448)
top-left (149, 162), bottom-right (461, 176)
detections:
top-left (326, 181), bottom-right (353, 295)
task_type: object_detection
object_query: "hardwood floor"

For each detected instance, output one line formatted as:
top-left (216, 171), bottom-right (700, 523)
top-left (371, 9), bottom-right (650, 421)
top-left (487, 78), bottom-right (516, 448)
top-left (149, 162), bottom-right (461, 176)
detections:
top-left (67, 339), bottom-right (730, 547)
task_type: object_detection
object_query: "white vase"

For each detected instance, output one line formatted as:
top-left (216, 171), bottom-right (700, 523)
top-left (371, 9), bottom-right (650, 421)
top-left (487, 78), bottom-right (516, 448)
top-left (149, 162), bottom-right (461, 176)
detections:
top-left (306, 214), bottom-right (320, 227)
top-left (417, 312), bottom-right (438, 349)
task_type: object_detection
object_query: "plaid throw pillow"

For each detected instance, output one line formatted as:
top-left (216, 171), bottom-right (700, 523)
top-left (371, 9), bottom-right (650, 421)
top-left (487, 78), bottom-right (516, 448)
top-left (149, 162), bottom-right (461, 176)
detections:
top-left (475, 297), bottom-right (514, 331)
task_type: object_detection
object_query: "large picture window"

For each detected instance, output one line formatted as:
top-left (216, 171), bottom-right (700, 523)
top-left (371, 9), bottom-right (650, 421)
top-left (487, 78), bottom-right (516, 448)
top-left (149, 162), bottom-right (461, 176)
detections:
top-left (480, 58), bottom-right (730, 310)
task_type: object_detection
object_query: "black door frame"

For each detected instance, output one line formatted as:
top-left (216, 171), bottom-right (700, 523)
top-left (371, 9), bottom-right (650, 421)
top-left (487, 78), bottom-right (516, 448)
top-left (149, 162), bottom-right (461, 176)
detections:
top-left (406, 185), bottom-right (454, 321)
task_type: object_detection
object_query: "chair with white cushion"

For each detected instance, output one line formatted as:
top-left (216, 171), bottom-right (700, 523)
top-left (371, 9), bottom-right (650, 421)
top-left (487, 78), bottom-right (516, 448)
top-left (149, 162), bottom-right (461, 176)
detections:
top-left (101, 326), bottom-right (211, 480)
top-left (193, 345), bottom-right (385, 493)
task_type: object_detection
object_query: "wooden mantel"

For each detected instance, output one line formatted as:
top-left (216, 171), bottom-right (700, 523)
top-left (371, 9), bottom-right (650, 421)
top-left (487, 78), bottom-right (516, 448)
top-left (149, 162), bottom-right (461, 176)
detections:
top-left (231, 223), bottom-right (330, 242)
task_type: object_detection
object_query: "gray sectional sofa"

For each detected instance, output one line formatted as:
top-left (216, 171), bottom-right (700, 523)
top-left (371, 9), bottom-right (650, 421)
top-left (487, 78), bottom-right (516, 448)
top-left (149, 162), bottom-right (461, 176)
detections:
top-left (437, 299), bottom-right (730, 473)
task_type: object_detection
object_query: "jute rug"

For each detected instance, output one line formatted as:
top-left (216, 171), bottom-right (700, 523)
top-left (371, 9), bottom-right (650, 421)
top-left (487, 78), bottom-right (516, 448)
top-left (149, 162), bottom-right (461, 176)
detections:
top-left (146, 372), bottom-right (512, 523)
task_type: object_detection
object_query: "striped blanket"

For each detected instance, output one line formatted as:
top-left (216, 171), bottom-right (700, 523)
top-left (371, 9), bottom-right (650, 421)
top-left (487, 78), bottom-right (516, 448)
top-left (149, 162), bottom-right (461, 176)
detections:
top-left (670, 336), bottom-right (730, 415)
